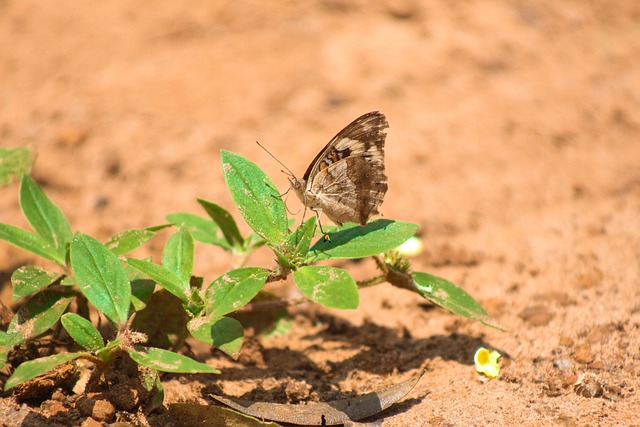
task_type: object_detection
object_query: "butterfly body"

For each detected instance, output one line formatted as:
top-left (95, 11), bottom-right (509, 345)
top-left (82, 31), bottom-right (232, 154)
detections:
top-left (289, 111), bottom-right (389, 226)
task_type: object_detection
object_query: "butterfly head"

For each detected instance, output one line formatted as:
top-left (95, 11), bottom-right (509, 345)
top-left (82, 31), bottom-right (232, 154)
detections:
top-left (288, 177), bottom-right (306, 199)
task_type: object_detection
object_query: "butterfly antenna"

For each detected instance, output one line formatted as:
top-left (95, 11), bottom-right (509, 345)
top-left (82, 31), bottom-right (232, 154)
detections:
top-left (256, 141), bottom-right (297, 178)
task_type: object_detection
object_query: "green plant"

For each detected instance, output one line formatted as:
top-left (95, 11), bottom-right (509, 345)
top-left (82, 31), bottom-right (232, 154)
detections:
top-left (0, 175), bottom-right (217, 401)
top-left (0, 148), bottom-right (497, 408)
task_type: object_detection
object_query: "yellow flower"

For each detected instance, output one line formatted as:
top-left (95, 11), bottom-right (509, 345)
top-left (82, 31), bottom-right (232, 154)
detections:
top-left (474, 347), bottom-right (501, 378)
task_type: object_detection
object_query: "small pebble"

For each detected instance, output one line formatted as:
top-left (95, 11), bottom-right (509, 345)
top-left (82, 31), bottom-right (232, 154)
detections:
top-left (573, 347), bottom-right (595, 364)
top-left (553, 358), bottom-right (572, 371)
top-left (518, 305), bottom-right (554, 326)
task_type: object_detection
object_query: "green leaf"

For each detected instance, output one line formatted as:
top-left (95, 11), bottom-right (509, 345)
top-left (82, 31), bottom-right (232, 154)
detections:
top-left (221, 150), bottom-right (288, 246)
top-left (198, 199), bottom-right (244, 249)
top-left (95, 338), bottom-right (122, 362)
top-left (4, 352), bottom-right (87, 390)
top-left (204, 267), bottom-right (269, 317)
top-left (0, 147), bottom-right (33, 186)
top-left (0, 223), bottom-right (64, 264)
top-left (0, 331), bottom-right (6, 366)
top-left (131, 289), bottom-right (190, 349)
top-left (130, 279), bottom-right (156, 312)
top-left (106, 228), bottom-right (156, 256)
top-left (128, 347), bottom-right (220, 374)
top-left (308, 220), bottom-right (419, 261)
top-left (166, 213), bottom-right (230, 249)
top-left (70, 233), bottom-right (131, 325)
top-left (413, 272), bottom-right (503, 330)
top-left (243, 232), bottom-right (266, 251)
top-left (293, 266), bottom-right (358, 309)
top-left (11, 266), bottom-right (59, 301)
top-left (145, 223), bottom-right (173, 232)
top-left (162, 227), bottom-right (194, 284)
top-left (19, 175), bottom-right (73, 259)
top-left (276, 217), bottom-right (316, 268)
top-left (188, 315), bottom-right (244, 359)
top-left (6, 290), bottom-right (74, 348)
top-left (126, 258), bottom-right (189, 304)
top-left (60, 313), bottom-right (104, 351)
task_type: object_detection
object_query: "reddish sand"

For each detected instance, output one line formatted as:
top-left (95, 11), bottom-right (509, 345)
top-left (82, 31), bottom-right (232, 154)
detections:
top-left (1, 1), bottom-right (639, 425)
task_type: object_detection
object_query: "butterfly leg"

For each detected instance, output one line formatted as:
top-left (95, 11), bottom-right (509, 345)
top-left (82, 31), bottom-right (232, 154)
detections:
top-left (312, 209), bottom-right (331, 242)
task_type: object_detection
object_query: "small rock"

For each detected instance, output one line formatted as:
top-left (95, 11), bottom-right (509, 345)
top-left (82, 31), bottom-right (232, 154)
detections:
top-left (107, 382), bottom-right (140, 411)
top-left (285, 380), bottom-right (312, 402)
top-left (41, 400), bottom-right (67, 416)
top-left (573, 347), bottom-right (595, 364)
top-left (587, 361), bottom-right (604, 370)
top-left (553, 358), bottom-right (572, 371)
top-left (81, 417), bottom-right (104, 427)
top-left (92, 399), bottom-right (116, 422)
top-left (51, 389), bottom-right (66, 401)
top-left (518, 305), bottom-right (554, 326)
top-left (561, 374), bottom-right (578, 387)
top-left (76, 396), bottom-right (96, 417)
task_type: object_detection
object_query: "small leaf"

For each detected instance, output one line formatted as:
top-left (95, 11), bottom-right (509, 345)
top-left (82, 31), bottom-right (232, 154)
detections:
top-left (204, 267), bottom-right (268, 317)
top-left (6, 290), bottom-right (74, 348)
top-left (60, 313), bottom-right (104, 351)
top-left (188, 315), bottom-right (244, 359)
top-left (0, 223), bottom-right (64, 264)
top-left (11, 266), bottom-right (59, 301)
top-left (106, 228), bottom-right (156, 256)
top-left (212, 369), bottom-right (425, 425)
top-left (166, 213), bottom-right (230, 249)
top-left (19, 175), bottom-right (73, 259)
top-left (0, 148), bottom-right (33, 186)
top-left (126, 258), bottom-right (189, 304)
top-left (71, 233), bottom-right (131, 325)
top-left (243, 232), bottom-right (266, 251)
top-left (162, 227), bottom-right (194, 284)
top-left (277, 217), bottom-right (316, 267)
top-left (221, 151), bottom-right (288, 246)
top-left (131, 289), bottom-right (189, 349)
top-left (95, 338), bottom-right (122, 362)
top-left (167, 403), bottom-right (282, 427)
top-left (308, 220), bottom-right (419, 261)
top-left (128, 347), bottom-right (220, 374)
top-left (413, 272), bottom-right (504, 330)
top-left (140, 367), bottom-right (160, 392)
top-left (145, 223), bottom-right (173, 232)
top-left (293, 266), bottom-right (358, 309)
top-left (130, 279), bottom-right (156, 312)
top-left (198, 199), bottom-right (244, 249)
top-left (4, 352), bottom-right (87, 390)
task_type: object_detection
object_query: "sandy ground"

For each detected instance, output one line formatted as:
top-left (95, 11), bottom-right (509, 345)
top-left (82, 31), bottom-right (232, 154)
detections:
top-left (1, 1), bottom-right (640, 425)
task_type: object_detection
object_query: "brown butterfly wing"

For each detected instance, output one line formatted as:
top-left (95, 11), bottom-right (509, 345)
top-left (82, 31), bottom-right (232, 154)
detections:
top-left (303, 111), bottom-right (389, 181)
top-left (304, 111), bottom-right (389, 225)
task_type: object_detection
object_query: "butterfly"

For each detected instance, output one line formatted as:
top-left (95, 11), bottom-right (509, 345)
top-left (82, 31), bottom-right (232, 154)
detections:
top-left (289, 111), bottom-right (389, 226)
